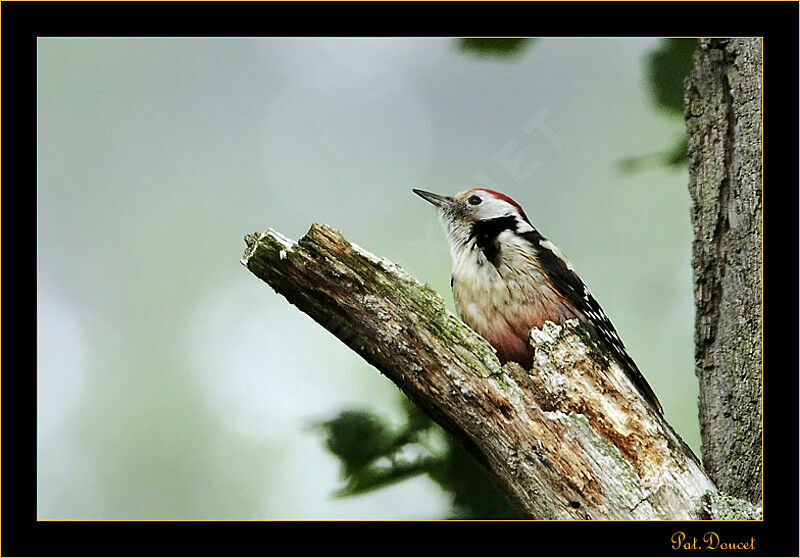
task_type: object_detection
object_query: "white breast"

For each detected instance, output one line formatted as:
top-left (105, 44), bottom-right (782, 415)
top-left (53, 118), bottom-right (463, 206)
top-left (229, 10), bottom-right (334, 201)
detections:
top-left (451, 232), bottom-right (576, 361)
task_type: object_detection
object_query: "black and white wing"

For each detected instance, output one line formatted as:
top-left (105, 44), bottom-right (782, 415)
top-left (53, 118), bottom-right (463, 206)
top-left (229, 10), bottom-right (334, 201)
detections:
top-left (522, 229), bottom-right (664, 415)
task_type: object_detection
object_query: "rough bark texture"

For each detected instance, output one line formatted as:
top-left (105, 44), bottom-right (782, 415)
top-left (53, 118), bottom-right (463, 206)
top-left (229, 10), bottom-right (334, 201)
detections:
top-left (242, 224), bottom-right (717, 519)
top-left (684, 38), bottom-right (762, 505)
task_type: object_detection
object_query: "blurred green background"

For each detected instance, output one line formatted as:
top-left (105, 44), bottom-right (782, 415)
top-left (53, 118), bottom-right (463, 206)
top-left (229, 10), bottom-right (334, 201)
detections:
top-left (37, 38), bottom-right (696, 519)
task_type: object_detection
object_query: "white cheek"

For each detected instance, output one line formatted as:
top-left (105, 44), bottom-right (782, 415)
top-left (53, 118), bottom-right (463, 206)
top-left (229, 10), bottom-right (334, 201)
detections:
top-left (477, 198), bottom-right (513, 220)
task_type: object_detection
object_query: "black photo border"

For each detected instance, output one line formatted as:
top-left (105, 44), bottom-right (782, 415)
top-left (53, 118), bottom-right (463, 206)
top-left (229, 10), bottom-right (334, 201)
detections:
top-left (4, 1), bottom-right (797, 556)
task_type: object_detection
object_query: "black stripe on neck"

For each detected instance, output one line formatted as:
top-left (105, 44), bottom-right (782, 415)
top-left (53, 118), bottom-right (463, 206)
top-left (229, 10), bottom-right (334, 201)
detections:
top-left (469, 215), bottom-right (519, 267)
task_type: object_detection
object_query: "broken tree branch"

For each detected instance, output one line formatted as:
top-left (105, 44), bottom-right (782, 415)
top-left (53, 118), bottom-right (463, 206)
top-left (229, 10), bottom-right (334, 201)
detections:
top-left (241, 224), bottom-right (717, 519)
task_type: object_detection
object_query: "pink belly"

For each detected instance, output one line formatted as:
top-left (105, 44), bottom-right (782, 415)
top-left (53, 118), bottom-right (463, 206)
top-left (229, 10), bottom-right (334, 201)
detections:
top-left (485, 326), bottom-right (533, 368)
top-left (465, 303), bottom-right (577, 369)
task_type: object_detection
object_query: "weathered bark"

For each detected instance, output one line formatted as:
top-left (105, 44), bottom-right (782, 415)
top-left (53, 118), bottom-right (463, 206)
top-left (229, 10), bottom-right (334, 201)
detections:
top-left (685, 38), bottom-right (762, 504)
top-left (242, 224), bottom-right (717, 519)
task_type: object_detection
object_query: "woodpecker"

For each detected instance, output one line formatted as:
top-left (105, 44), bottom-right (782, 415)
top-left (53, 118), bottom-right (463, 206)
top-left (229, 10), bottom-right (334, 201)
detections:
top-left (413, 187), bottom-right (663, 415)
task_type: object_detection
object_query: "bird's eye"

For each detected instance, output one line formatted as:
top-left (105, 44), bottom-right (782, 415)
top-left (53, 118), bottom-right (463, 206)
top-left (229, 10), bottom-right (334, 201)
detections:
top-left (468, 195), bottom-right (482, 205)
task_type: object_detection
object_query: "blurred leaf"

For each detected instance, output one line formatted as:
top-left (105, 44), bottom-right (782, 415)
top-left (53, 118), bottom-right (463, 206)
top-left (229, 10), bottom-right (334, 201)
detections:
top-left (401, 394), bottom-right (434, 432)
top-left (457, 38), bottom-right (535, 59)
top-left (618, 135), bottom-right (688, 173)
top-left (317, 410), bottom-right (398, 477)
top-left (619, 39), bottom-right (695, 174)
top-left (334, 458), bottom-right (433, 497)
top-left (427, 440), bottom-right (518, 519)
top-left (646, 38), bottom-right (697, 115)
top-left (316, 399), bottom-right (518, 518)
top-left (665, 135), bottom-right (689, 166)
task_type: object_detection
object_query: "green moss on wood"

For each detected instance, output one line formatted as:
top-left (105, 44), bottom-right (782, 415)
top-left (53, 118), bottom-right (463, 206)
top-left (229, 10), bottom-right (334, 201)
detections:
top-left (703, 491), bottom-right (762, 520)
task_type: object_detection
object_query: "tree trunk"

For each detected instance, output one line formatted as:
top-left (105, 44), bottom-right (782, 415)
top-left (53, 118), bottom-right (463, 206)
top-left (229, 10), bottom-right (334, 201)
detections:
top-left (684, 38), bottom-right (762, 505)
top-left (242, 225), bottom-right (716, 519)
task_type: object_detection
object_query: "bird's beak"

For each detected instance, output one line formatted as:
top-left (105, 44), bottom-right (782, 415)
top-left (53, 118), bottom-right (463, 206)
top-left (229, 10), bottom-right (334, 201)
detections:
top-left (413, 189), bottom-right (454, 209)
